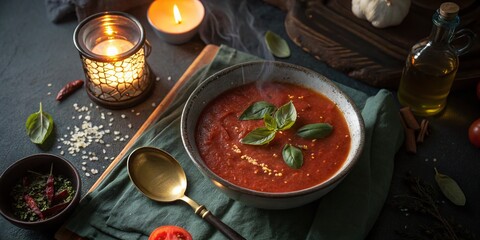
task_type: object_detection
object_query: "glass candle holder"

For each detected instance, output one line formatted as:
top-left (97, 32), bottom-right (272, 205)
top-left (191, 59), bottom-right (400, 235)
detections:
top-left (73, 12), bottom-right (153, 109)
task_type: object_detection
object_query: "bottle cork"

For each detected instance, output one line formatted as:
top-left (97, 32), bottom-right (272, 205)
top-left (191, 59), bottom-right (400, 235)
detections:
top-left (439, 2), bottom-right (459, 20)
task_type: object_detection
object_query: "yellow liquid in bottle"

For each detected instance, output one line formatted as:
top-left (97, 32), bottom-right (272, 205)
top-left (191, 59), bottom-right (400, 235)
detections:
top-left (397, 54), bottom-right (458, 116)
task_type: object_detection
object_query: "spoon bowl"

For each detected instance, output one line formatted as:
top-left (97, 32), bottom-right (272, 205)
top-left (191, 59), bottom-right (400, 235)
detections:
top-left (127, 147), bottom-right (245, 240)
top-left (128, 147), bottom-right (186, 202)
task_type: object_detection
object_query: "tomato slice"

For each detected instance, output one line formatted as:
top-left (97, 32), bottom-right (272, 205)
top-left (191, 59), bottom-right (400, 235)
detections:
top-left (148, 225), bottom-right (193, 240)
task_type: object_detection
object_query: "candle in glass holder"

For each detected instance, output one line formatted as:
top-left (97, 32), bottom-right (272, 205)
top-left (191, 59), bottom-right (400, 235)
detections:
top-left (73, 12), bottom-right (153, 109)
top-left (147, 0), bottom-right (205, 44)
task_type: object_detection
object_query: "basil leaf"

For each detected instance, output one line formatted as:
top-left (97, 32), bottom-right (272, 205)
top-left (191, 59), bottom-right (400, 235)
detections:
top-left (241, 127), bottom-right (276, 145)
top-left (264, 30), bottom-right (291, 58)
top-left (434, 168), bottom-right (466, 206)
top-left (297, 123), bottom-right (333, 139)
top-left (264, 113), bottom-right (277, 130)
top-left (274, 101), bottom-right (297, 130)
top-left (26, 102), bottom-right (54, 144)
top-left (239, 101), bottom-right (276, 120)
top-left (282, 144), bottom-right (303, 169)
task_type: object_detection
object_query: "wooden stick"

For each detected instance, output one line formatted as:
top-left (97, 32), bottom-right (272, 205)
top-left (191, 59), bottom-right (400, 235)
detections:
top-left (55, 44), bottom-right (220, 240)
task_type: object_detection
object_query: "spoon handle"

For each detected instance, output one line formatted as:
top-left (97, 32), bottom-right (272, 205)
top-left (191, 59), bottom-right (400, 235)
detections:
top-left (196, 205), bottom-right (246, 240)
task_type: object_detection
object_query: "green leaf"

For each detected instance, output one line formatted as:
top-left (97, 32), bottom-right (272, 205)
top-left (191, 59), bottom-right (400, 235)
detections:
top-left (264, 113), bottom-right (277, 130)
top-left (239, 101), bottom-right (276, 120)
top-left (264, 30), bottom-right (291, 58)
top-left (274, 101), bottom-right (297, 130)
top-left (297, 123), bottom-right (334, 139)
top-left (240, 127), bottom-right (276, 145)
top-left (434, 168), bottom-right (466, 206)
top-left (282, 144), bottom-right (303, 169)
top-left (26, 102), bottom-right (54, 144)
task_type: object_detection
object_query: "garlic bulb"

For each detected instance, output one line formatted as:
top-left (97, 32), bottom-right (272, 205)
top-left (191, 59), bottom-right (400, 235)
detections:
top-left (352, 0), bottom-right (411, 28)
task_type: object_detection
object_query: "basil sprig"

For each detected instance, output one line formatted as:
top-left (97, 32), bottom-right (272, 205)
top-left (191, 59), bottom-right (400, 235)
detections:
top-left (26, 102), bottom-right (54, 144)
top-left (239, 100), bottom-right (334, 169)
top-left (241, 101), bottom-right (296, 146)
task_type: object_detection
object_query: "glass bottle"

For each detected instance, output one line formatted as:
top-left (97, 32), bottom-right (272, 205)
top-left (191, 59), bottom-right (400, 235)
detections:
top-left (397, 2), bottom-right (476, 116)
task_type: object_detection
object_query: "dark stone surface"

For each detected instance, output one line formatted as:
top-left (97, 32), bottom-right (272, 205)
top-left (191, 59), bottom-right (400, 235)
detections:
top-left (1, 0), bottom-right (478, 239)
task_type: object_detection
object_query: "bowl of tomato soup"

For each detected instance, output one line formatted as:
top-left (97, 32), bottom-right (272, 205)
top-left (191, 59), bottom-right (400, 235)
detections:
top-left (181, 61), bottom-right (364, 209)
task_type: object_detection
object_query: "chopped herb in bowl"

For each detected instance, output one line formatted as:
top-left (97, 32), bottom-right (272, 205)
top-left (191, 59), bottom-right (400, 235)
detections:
top-left (10, 164), bottom-right (75, 222)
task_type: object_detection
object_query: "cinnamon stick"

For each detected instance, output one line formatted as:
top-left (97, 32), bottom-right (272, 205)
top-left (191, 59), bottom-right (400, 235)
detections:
top-left (400, 107), bottom-right (420, 130)
top-left (399, 113), bottom-right (417, 153)
top-left (417, 119), bottom-right (429, 143)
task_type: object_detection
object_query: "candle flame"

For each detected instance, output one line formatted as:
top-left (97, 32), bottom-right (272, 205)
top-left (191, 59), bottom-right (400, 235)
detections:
top-left (173, 4), bottom-right (182, 24)
top-left (105, 46), bottom-right (119, 56)
top-left (105, 26), bottom-right (114, 36)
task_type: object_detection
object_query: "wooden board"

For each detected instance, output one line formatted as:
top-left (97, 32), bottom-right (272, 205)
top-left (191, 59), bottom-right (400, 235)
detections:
top-left (266, 0), bottom-right (480, 89)
top-left (54, 44), bottom-right (219, 240)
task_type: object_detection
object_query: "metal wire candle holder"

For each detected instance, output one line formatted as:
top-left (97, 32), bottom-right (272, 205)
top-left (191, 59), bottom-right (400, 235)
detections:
top-left (73, 12), bottom-right (153, 109)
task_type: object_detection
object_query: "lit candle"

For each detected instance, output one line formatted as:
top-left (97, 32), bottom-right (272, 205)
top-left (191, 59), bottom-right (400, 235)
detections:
top-left (148, 0), bottom-right (205, 44)
top-left (73, 12), bottom-right (153, 109)
top-left (91, 39), bottom-right (134, 56)
top-left (90, 39), bottom-right (137, 89)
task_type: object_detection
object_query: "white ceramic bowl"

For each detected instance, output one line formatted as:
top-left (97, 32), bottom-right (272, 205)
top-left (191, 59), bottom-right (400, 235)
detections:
top-left (181, 61), bottom-right (365, 209)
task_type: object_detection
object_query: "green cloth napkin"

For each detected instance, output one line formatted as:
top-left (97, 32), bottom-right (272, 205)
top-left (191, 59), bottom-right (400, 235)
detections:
top-left (66, 45), bottom-right (404, 240)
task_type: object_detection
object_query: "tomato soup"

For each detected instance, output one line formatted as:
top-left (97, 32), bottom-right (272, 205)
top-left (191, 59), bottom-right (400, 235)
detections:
top-left (195, 82), bottom-right (350, 192)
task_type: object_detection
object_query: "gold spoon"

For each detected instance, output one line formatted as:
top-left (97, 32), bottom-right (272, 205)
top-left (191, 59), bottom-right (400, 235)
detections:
top-left (127, 146), bottom-right (245, 240)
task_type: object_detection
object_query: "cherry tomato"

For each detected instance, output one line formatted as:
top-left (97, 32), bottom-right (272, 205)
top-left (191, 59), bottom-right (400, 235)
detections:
top-left (149, 225), bottom-right (193, 240)
top-left (468, 118), bottom-right (480, 148)
top-left (477, 81), bottom-right (480, 100)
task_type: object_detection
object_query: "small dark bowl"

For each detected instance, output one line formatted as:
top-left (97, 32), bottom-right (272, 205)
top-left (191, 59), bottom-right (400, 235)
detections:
top-left (0, 154), bottom-right (81, 231)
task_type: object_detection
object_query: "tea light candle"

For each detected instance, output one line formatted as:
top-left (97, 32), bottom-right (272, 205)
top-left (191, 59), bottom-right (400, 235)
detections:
top-left (73, 12), bottom-right (153, 109)
top-left (148, 0), bottom-right (205, 44)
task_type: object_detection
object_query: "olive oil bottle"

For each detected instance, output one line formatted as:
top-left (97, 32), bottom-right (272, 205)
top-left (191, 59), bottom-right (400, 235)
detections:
top-left (397, 2), bottom-right (476, 116)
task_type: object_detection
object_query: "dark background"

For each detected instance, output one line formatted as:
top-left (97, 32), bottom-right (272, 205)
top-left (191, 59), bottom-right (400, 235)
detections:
top-left (1, 0), bottom-right (479, 239)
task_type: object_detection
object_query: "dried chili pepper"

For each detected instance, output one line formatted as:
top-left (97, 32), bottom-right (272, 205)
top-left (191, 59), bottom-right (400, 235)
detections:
top-left (52, 189), bottom-right (69, 204)
top-left (45, 164), bottom-right (54, 206)
top-left (56, 79), bottom-right (84, 101)
top-left (24, 194), bottom-right (44, 220)
top-left (41, 202), bottom-right (69, 217)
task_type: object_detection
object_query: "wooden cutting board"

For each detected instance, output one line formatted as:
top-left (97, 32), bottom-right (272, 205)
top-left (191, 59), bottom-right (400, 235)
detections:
top-left (54, 44), bottom-right (219, 240)
top-left (266, 0), bottom-right (480, 89)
